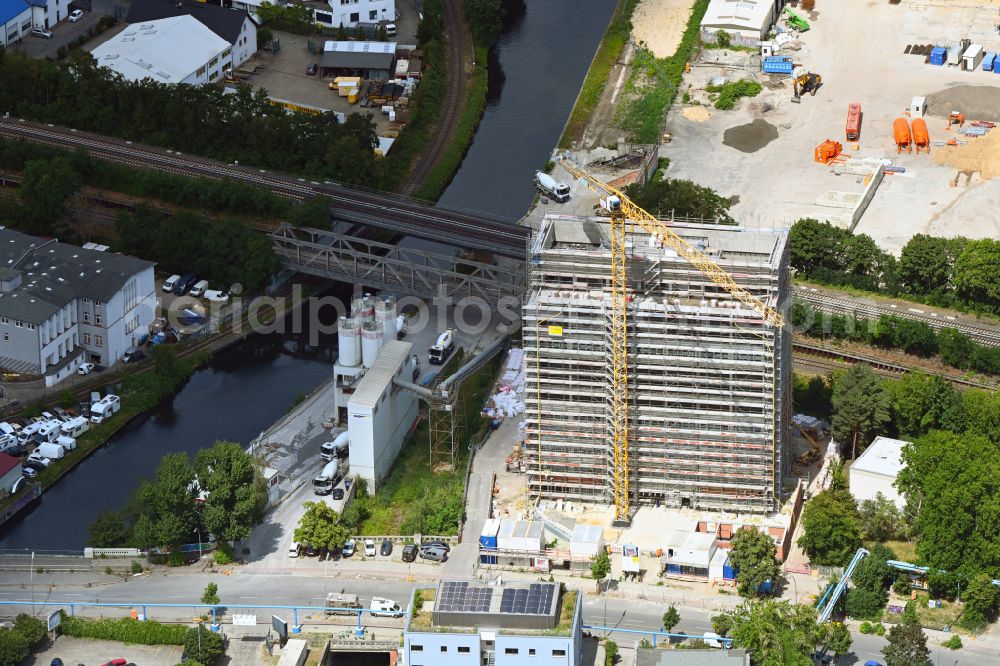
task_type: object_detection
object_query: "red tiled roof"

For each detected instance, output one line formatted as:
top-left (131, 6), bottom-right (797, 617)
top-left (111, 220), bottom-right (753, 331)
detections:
top-left (0, 452), bottom-right (20, 477)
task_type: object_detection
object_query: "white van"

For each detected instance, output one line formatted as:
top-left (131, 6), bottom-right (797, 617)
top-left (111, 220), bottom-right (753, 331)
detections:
top-left (370, 597), bottom-right (403, 617)
top-left (17, 422), bottom-right (44, 446)
top-left (288, 541), bottom-right (300, 558)
top-left (162, 275), bottom-right (181, 292)
top-left (56, 435), bottom-right (77, 451)
top-left (189, 279), bottom-right (209, 297)
top-left (60, 416), bottom-right (89, 439)
top-left (90, 394), bottom-right (121, 423)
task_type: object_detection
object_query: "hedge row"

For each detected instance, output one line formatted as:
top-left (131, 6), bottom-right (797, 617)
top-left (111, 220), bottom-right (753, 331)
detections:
top-left (60, 615), bottom-right (188, 645)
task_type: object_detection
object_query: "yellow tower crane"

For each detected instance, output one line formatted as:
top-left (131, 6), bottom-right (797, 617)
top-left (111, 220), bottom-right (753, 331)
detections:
top-left (558, 158), bottom-right (785, 522)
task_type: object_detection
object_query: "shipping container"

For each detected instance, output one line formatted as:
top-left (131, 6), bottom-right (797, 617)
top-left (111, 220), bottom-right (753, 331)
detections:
top-left (845, 103), bottom-right (862, 141)
top-left (947, 44), bottom-right (962, 66)
top-left (982, 52), bottom-right (996, 71)
top-left (723, 559), bottom-right (738, 580)
top-left (929, 47), bottom-right (947, 65)
top-left (963, 44), bottom-right (984, 70)
top-left (480, 518), bottom-right (501, 564)
top-left (762, 60), bottom-right (794, 75)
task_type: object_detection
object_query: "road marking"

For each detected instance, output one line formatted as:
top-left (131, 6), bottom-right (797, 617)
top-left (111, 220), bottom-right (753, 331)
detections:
top-left (239, 596), bottom-right (259, 600)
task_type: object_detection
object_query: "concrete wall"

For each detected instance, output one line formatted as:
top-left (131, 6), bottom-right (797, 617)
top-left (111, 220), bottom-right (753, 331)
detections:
top-left (850, 469), bottom-right (903, 509)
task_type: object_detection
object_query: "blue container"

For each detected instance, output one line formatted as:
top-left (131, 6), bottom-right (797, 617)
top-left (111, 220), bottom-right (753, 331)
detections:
top-left (930, 47), bottom-right (947, 65)
top-left (666, 563), bottom-right (682, 574)
top-left (983, 52), bottom-right (996, 71)
top-left (762, 60), bottom-right (794, 74)
top-left (758, 579), bottom-right (774, 595)
top-left (723, 559), bottom-right (738, 580)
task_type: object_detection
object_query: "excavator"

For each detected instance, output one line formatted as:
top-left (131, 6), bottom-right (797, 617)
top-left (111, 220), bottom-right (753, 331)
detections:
top-left (791, 72), bottom-right (822, 103)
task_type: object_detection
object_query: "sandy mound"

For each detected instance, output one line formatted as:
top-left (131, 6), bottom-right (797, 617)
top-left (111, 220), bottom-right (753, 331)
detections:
top-left (932, 129), bottom-right (1000, 179)
top-left (682, 106), bottom-right (711, 122)
top-left (925, 86), bottom-right (1000, 122)
top-left (723, 119), bottom-right (779, 153)
top-left (632, 0), bottom-right (697, 58)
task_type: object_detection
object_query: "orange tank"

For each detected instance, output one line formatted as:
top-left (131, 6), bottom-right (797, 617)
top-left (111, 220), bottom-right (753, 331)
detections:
top-left (893, 118), bottom-right (912, 154)
top-left (912, 117), bottom-right (930, 153)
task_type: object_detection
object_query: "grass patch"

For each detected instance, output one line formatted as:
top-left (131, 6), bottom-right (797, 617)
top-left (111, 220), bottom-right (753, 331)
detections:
top-left (613, 0), bottom-right (710, 143)
top-left (706, 79), bottom-right (762, 110)
top-left (555, 590), bottom-right (577, 633)
top-left (355, 350), bottom-right (504, 536)
top-left (877, 540), bottom-right (918, 564)
top-left (409, 588), bottom-right (436, 630)
top-left (559, 0), bottom-right (640, 148)
top-left (413, 46), bottom-right (489, 201)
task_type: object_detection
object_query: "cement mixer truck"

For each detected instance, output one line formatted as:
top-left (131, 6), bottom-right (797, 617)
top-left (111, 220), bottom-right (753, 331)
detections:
top-left (429, 329), bottom-right (456, 365)
top-left (313, 459), bottom-right (344, 495)
top-left (534, 171), bottom-right (570, 203)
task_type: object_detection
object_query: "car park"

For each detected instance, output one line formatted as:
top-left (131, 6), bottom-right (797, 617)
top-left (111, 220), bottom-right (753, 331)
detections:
top-left (380, 538), bottom-right (392, 556)
top-left (342, 538), bottom-right (356, 558)
top-left (418, 545), bottom-right (448, 562)
top-left (68, 9), bottom-right (84, 21)
top-left (364, 539), bottom-right (376, 557)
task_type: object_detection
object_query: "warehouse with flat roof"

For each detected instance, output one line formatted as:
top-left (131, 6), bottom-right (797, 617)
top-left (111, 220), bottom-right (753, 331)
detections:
top-left (700, 0), bottom-right (780, 42)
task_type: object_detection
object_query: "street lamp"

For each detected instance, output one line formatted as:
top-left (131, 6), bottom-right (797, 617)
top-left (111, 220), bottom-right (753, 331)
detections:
top-left (195, 528), bottom-right (203, 560)
top-left (30, 551), bottom-right (34, 609)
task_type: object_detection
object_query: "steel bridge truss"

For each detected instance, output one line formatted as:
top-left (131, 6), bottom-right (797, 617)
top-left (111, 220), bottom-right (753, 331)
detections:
top-left (270, 225), bottom-right (525, 304)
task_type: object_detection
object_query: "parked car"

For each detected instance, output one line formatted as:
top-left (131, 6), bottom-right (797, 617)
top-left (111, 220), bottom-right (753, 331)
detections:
top-left (31, 27), bottom-right (53, 38)
top-left (342, 538), bottom-right (356, 558)
top-left (305, 543), bottom-right (318, 557)
top-left (77, 362), bottom-right (95, 375)
top-left (370, 597), bottom-right (403, 617)
top-left (101, 660), bottom-right (129, 666)
top-left (122, 348), bottom-right (145, 364)
top-left (68, 9), bottom-right (84, 21)
top-left (204, 287), bottom-right (231, 303)
top-left (23, 460), bottom-right (46, 472)
top-left (49, 658), bottom-right (64, 666)
top-left (380, 538), bottom-right (392, 556)
top-left (52, 407), bottom-right (71, 421)
top-left (22, 467), bottom-right (38, 479)
top-left (422, 541), bottom-right (451, 553)
top-left (26, 452), bottom-right (51, 467)
top-left (287, 541), bottom-right (300, 558)
top-left (418, 545), bottom-right (448, 562)
top-left (306, 63), bottom-right (318, 75)
top-left (173, 272), bottom-right (198, 295)
top-left (385, 23), bottom-right (397, 36)
top-left (364, 539), bottom-right (376, 557)
top-left (331, 487), bottom-right (344, 500)
top-left (162, 274), bottom-right (181, 292)
top-left (189, 279), bottom-right (209, 297)
top-left (401, 544), bottom-right (418, 562)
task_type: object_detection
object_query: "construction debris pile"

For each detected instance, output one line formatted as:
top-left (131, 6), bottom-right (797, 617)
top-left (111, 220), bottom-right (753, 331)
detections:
top-left (484, 349), bottom-right (526, 419)
top-left (932, 126), bottom-right (1000, 180)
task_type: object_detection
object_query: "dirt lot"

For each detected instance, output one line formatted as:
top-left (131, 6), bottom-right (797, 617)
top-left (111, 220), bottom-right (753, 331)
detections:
top-left (631, 0), bottom-right (697, 58)
top-left (661, 0), bottom-right (1000, 253)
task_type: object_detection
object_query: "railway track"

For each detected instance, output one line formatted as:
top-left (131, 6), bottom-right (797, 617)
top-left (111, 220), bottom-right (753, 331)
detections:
top-left (792, 341), bottom-right (997, 390)
top-left (0, 118), bottom-right (529, 257)
top-left (795, 288), bottom-right (1000, 348)
top-left (402, 0), bottom-right (467, 195)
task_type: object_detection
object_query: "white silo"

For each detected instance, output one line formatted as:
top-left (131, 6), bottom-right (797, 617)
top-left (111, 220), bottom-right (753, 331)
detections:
top-left (352, 293), bottom-right (375, 323)
top-left (361, 320), bottom-right (383, 368)
top-left (337, 316), bottom-right (361, 367)
top-left (375, 295), bottom-right (397, 344)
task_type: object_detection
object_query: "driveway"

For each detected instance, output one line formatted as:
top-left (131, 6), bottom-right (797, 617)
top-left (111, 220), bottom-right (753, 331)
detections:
top-left (13, 0), bottom-right (124, 60)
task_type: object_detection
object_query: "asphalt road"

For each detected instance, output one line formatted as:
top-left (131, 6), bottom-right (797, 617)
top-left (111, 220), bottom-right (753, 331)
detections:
top-left (0, 570), bottom-right (994, 665)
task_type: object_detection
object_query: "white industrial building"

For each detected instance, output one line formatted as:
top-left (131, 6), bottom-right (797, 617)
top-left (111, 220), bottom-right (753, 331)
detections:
top-left (662, 530), bottom-right (719, 578)
top-left (91, 12), bottom-right (256, 85)
top-left (850, 436), bottom-right (908, 509)
top-left (700, 0), bottom-right (781, 43)
top-left (0, 0), bottom-right (31, 48)
top-left (326, 0), bottom-right (395, 28)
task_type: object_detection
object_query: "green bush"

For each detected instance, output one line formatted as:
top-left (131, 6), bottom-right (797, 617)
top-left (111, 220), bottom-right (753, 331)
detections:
top-left (874, 623), bottom-right (886, 636)
top-left (942, 634), bottom-right (962, 649)
top-left (604, 639), bottom-right (618, 665)
top-left (859, 621), bottom-right (874, 634)
top-left (892, 577), bottom-right (912, 596)
top-left (184, 625), bottom-right (225, 665)
top-left (0, 627), bottom-right (30, 666)
top-left (13, 614), bottom-right (46, 647)
top-left (60, 615), bottom-right (188, 645)
top-left (710, 80), bottom-right (763, 110)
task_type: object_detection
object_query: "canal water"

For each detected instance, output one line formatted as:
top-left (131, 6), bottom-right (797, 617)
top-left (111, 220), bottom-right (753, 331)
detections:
top-left (438, 0), bottom-right (618, 219)
top-left (0, 0), bottom-right (617, 549)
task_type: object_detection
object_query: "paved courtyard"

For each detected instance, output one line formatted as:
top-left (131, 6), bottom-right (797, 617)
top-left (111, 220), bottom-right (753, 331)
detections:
top-left (27, 635), bottom-right (182, 666)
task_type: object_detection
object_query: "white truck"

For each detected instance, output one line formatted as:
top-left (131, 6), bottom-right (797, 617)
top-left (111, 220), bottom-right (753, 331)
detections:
top-left (534, 171), bottom-right (570, 203)
top-left (90, 395), bottom-right (121, 423)
top-left (312, 460), bottom-right (343, 495)
top-left (321, 431), bottom-right (350, 461)
top-left (428, 329), bottom-right (455, 365)
top-left (36, 442), bottom-right (65, 460)
top-left (370, 597), bottom-right (403, 617)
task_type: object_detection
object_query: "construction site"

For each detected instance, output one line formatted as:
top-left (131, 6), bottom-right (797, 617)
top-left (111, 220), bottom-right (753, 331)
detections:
top-left (521, 166), bottom-right (792, 518)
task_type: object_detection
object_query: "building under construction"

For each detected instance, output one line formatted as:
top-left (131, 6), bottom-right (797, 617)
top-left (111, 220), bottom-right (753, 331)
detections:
top-left (523, 215), bottom-right (791, 514)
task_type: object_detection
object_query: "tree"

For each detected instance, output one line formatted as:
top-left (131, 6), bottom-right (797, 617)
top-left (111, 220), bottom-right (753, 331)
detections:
top-left (293, 501), bottom-right (351, 553)
top-left (824, 622), bottom-right (852, 663)
top-left (462, 0), bottom-right (505, 46)
top-left (858, 493), bottom-right (903, 541)
top-left (12, 614), bottom-right (45, 647)
top-left (954, 238), bottom-right (1000, 310)
top-left (960, 573), bottom-right (999, 632)
top-left (846, 587), bottom-right (887, 620)
top-left (194, 441), bottom-right (268, 543)
top-left (789, 218), bottom-right (850, 275)
top-left (724, 599), bottom-right (826, 665)
top-left (898, 234), bottom-right (965, 296)
top-left (661, 605), bottom-right (680, 632)
top-left (624, 178), bottom-right (734, 224)
top-left (131, 452), bottom-right (198, 549)
top-left (202, 582), bottom-right (220, 606)
top-left (937, 327), bottom-right (974, 369)
top-left (89, 510), bottom-right (129, 548)
top-left (896, 430), bottom-right (1000, 576)
top-left (797, 464), bottom-right (861, 566)
top-left (286, 195), bottom-right (332, 228)
top-left (18, 157), bottom-right (82, 232)
top-left (715, 29), bottom-right (732, 48)
top-left (0, 628), bottom-right (29, 666)
top-left (882, 602), bottom-right (929, 666)
top-left (591, 551), bottom-right (611, 594)
top-left (831, 364), bottom-right (890, 459)
top-left (151, 345), bottom-right (183, 385)
top-left (184, 624), bottom-right (225, 665)
top-left (727, 527), bottom-right (779, 598)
